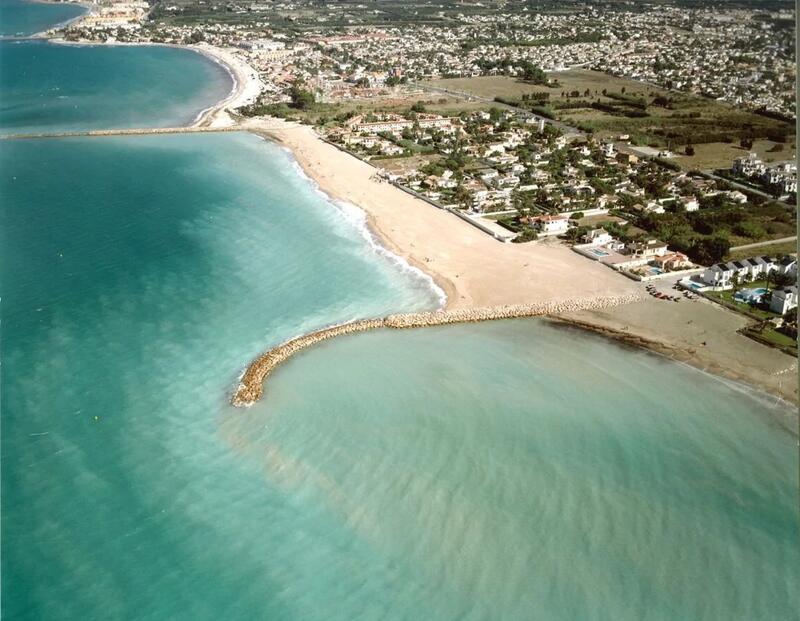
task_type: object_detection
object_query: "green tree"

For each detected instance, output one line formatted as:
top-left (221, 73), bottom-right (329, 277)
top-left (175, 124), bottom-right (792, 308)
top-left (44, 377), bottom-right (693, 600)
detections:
top-left (733, 220), bottom-right (766, 239)
top-left (514, 228), bottom-right (539, 243)
top-left (692, 235), bottom-right (731, 264)
top-left (289, 84), bottom-right (315, 110)
top-left (454, 184), bottom-right (472, 209)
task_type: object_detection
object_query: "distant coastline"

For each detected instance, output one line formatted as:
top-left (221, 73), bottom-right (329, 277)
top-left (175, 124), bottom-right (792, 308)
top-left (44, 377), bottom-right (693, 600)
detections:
top-left (29, 0), bottom-right (91, 37)
top-left (43, 38), bottom-right (259, 128)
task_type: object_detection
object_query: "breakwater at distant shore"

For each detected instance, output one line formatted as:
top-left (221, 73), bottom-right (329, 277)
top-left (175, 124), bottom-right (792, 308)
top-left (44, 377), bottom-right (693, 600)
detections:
top-left (231, 293), bottom-right (643, 406)
top-left (0, 126), bottom-right (235, 140)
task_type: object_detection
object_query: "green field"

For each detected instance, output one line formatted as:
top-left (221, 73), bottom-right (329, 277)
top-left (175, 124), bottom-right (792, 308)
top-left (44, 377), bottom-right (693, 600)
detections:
top-left (676, 139), bottom-right (796, 171)
top-left (423, 71), bottom-right (794, 164)
top-left (241, 91), bottom-right (490, 126)
top-left (725, 241), bottom-right (798, 262)
top-left (424, 72), bottom-right (654, 100)
top-left (743, 325), bottom-right (798, 355)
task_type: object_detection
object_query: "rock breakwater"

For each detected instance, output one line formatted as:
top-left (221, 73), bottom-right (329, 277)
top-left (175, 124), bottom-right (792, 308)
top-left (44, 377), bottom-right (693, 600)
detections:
top-left (231, 293), bottom-right (643, 406)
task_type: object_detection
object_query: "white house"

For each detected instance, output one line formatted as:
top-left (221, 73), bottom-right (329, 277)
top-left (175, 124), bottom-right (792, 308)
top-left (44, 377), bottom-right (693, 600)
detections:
top-left (732, 152), bottom-right (766, 177)
top-left (582, 228), bottom-right (614, 246)
top-left (701, 256), bottom-right (779, 287)
top-left (625, 239), bottom-right (669, 259)
top-left (726, 190), bottom-right (748, 204)
top-left (680, 196), bottom-right (700, 212)
top-left (524, 214), bottom-right (570, 235)
top-left (777, 255), bottom-right (797, 278)
top-left (770, 286), bottom-right (797, 315)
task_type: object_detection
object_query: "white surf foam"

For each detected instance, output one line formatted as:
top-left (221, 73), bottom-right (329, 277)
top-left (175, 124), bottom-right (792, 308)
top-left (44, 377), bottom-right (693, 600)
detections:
top-left (284, 153), bottom-right (447, 310)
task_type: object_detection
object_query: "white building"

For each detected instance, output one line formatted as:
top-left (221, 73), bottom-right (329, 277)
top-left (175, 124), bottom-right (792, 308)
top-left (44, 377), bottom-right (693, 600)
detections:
top-left (701, 256), bottom-right (779, 287)
top-left (582, 228), bottom-right (613, 246)
top-left (525, 214), bottom-right (570, 235)
top-left (680, 196), bottom-right (700, 211)
top-left (770, 286), bottom-right (797, 315)
top-left (625, 239), bottom-right (669, 259)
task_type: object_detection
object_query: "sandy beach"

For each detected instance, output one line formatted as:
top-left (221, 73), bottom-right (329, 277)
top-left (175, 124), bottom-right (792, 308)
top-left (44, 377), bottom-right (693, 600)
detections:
top-left (243, 119), bottom-right (640, 310)
top-left (191, 44), bottom-right (264, 127)
top-left (17, 31), bottom-right (797, 409)
top-left (236, 117), bottom-right (797, 410)
top-left (557, 299), bottom-right (798, 410)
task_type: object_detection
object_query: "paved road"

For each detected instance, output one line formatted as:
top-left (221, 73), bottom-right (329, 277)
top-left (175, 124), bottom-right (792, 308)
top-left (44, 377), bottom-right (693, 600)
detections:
top-left (699, 169), bottom-right (786, 203)
top-left (730, 236), bottom-right (797, 252)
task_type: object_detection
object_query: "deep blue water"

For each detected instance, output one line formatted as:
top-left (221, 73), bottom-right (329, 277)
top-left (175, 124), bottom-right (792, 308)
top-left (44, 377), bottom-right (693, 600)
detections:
top-left (0, 39), bottom-right (232, 134)
top-left (0, 0), bottom-right (85, 37)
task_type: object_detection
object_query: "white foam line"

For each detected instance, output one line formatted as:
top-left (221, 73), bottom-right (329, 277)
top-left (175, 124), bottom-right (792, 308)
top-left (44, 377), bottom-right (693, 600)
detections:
top-left (282, 151), bottom-right (447, 310)
top-left (188, 49), bottom-right (239, 126)
top-left (40, 38), bottom-right (238, 128)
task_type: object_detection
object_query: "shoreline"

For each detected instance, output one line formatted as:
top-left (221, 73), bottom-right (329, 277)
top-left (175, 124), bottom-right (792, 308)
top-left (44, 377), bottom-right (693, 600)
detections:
top-left (29, 0), bottom-right (92, 36)
top-left (241, 118), bottom-right (798, 408)
top-left (545, 316), bottom-right (798, 433)
top-left (275, 141), bottom-right (449, 309)
top-left (256, 130), bottom-right (460, 308)
top-left (40, 38), bottom-right (262, 128)
top-left (8, 35), bottom-right (795, 410)
top-left (245, 119), bottom-right (639, 312)
top-left (189, 43), bottom-right (263, 127)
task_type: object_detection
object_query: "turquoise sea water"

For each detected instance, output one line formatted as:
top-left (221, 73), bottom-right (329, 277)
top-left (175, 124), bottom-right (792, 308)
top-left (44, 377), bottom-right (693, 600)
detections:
top-left (1, 6), bottom-right (798, 619)
top-left (0, 0), bottom-right (85, 37)
top-left (226, 321), bottom-right (799, 619)
top-left (1, 133), bottom-right (441, 619)
top-left (0, 39), bottom-right (232, 134)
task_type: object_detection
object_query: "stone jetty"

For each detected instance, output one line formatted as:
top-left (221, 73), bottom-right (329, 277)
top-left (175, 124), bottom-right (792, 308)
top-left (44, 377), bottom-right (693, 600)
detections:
top-left (231, 293), bottom-right (643, 407)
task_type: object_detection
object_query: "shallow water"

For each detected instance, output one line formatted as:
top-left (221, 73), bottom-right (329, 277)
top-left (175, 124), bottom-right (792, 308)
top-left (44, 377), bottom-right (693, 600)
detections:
top-left (219, 320), bottom-right (799, 620)
top-left (1, 132), bottom-right (441, 619)
top-left (0, 39), bottom-right (232, 134)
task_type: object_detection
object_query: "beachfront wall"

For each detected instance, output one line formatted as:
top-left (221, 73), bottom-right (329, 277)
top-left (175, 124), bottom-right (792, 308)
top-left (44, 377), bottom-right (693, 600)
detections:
top-left (231, 293), bottom-right (644, 407)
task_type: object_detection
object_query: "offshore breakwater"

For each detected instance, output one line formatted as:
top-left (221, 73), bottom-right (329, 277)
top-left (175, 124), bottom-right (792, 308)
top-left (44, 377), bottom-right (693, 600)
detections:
top-left (231, 293), bottom-right (643, 406)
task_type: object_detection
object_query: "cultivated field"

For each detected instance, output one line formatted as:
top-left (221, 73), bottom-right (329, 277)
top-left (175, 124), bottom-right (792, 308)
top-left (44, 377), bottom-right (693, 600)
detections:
top-left (255, 91), bottom-right (491, 126)
top-left (423, 71), bottom-right (794, 166)
top-left (424, 71), bottom-right (655, 100)
top-left (675, 139), bottom-right (796, 171)
top-left (726, 241), bottom-right (797, 262)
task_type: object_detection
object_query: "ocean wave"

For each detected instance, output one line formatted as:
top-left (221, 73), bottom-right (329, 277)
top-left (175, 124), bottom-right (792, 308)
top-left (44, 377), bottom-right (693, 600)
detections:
top-left (187, 48), bottom-right (238, 126)
top-left (284, 153), bottom-right (447, 309)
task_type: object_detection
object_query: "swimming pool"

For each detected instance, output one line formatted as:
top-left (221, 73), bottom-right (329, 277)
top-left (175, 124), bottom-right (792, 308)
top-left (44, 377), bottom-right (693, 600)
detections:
top-left (734, 287), bottom-right (768, 303)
